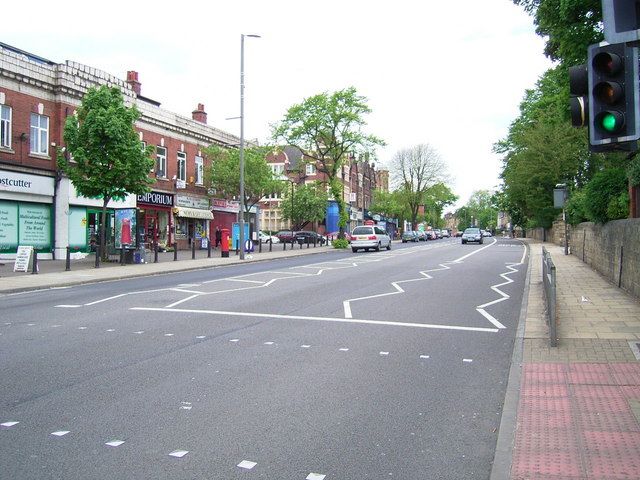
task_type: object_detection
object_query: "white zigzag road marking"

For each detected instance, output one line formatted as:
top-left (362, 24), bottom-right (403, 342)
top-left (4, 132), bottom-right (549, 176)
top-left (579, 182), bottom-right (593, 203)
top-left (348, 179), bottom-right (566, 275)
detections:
top-left (475, 262), bottom-right (521, 330)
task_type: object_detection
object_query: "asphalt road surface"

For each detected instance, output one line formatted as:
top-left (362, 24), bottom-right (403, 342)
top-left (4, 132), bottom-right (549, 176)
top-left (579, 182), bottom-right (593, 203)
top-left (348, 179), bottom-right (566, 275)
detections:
top-left (0, 237), bottom-right (528, 479)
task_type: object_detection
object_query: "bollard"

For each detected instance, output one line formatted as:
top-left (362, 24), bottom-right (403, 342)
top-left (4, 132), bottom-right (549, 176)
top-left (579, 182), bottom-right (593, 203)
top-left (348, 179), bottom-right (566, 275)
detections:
top-left (66, 246), bottom-right (71, 271)
top-left (269, 239), bottom-right (273, 252)
top-left (283, 239), bottom-right (286, 251)
top-left (307, 238), bottom-right (310, 249)
top-left (31, 250), bottom-right (38, 274)
top-left (95, 246), bottom-right (100, 268)
top-left (235, 239), bottom-right (239, 256)
top-left (258, 239), bottom-right (262, 253)
top-left (174, 242), bottom-right (178, 261)
top-left (154, 242), bottom-right (159, 263)
top-left (207, 238), bottom-right (211, 258)
top-left (192, 238), bottom-right (196, 260)
top-left (120, 247), bottom-right (125, 265)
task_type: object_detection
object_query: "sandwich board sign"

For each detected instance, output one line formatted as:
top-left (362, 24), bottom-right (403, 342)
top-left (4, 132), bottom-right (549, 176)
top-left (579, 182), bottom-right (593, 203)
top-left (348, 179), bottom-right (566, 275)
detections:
top-left (13, 246), bottom-right (33, 272)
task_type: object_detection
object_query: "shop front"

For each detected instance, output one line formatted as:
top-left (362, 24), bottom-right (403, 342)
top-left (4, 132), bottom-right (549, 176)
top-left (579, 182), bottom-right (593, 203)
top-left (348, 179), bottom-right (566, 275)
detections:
top-left (67, 180), bottom-right (137, 254)
top-left (0, 170), bottom-right (54, 259)
top-left (136, 191), bottom-right (173, 251)
top-left (173, 194), bottom-right (212, 250)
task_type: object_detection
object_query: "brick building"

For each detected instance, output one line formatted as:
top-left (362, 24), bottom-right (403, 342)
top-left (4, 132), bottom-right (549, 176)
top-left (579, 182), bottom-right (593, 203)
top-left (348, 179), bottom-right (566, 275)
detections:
top-left (0, 42), bottom-right (241, 259)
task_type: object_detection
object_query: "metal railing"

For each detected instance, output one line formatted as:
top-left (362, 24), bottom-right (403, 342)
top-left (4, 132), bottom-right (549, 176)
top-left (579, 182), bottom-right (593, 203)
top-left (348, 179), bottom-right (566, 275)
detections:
top-left (542, 246), bottom-right (558, 347)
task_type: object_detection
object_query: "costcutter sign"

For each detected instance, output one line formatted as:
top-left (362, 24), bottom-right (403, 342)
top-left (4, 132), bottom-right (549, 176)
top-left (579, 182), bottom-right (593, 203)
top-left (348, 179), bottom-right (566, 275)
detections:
top-left (0, 171), bottom-right (54, 196)
top-left (137, 191), bottom-right (174, 207)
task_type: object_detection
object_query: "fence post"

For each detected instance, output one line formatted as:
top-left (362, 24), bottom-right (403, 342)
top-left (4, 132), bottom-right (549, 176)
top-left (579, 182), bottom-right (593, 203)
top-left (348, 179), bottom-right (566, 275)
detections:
top-left (65, 246), bottom-right (71, 271)
top-left (31, 250), bottom-right (38, 274)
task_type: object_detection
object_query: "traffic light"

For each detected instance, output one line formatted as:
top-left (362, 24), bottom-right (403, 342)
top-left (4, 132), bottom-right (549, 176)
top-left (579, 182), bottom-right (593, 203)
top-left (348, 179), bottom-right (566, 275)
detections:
top-left (569, 64), bottom-right (588, 127)
top-left (602, 0), bottom-right (640, 44)
top-left (587, 42), bottom-right (640, 149)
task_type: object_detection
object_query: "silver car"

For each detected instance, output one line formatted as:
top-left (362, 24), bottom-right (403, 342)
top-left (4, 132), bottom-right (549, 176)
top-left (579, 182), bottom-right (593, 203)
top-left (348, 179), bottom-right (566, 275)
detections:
top-left (351, 225), bottom-right (392, 252)
top-left (461, 227), bottom-right (483, 244)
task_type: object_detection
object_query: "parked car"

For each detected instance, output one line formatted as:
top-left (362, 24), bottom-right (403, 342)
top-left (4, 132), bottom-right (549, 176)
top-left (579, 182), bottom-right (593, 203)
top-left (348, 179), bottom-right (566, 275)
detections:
top-left (401, 231), bottom-right (419, 243)
top-left (455, 231), bottom-right (463, 237)
top-left (351, 225), bottom-right (392, 252)
top-left (426, 230), bottom-right (437, 240)
top-left (415, 230), bottom-right (427, 241)
top-left (294, 231), bottom-right (326, 245)
top-left (434, 229), bottom-right (443, 239)
top-left (258, 231), bottom-right (280, 244)
top-left (441, 229), bottom-right (451, 238)
top-left (461, 227), bottom-right (483, 244)
top-left (276, 230), bottom-right (295, 242)
top-left (482, 230), bottom-right (492, 237)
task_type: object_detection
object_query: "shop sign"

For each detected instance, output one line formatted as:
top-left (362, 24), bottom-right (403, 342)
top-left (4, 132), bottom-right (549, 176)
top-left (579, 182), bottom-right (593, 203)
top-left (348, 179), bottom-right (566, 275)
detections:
top-left (13, 246), bottom-right (33, 272)
top-left (0, 171), bottom-right (54, 196)
top-left (211, 198), bottom-right (240, 213)
top-left (68, 182), bottom-right (136, 208)
top-left (176, 195), bottom-right (209, 210)
top-left (137, 191), bottom-right (174, 207)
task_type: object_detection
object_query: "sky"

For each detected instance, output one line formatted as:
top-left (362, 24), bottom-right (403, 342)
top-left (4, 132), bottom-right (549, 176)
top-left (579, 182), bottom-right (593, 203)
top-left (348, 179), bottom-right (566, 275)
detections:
top-left (3, 0), bottom-right (552, 211)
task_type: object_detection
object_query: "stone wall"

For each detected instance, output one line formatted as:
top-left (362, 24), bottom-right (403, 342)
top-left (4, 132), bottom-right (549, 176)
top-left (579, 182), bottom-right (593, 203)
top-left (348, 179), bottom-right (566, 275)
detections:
top-left (570, 220), bottom-right (640, 299)
top-left (529, 219), bottom-right (640, 299)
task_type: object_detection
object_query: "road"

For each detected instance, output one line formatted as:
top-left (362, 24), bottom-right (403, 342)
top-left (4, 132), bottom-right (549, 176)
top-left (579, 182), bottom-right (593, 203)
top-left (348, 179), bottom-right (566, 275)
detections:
top-left (0, 237), bottom-right (528, 480)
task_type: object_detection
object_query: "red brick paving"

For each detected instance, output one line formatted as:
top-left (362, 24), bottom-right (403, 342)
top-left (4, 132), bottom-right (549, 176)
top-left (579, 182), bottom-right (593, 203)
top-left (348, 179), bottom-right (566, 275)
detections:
top-left (512, 363), bottom-right (640, 479)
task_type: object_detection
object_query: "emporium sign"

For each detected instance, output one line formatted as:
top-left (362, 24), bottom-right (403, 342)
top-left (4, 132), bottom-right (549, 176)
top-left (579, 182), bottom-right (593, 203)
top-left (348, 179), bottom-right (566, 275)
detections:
top-left (137, 191), bottom-right (174, 207)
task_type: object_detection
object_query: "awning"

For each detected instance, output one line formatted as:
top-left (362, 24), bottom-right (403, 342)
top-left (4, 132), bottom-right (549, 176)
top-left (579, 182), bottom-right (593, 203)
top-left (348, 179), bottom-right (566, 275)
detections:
top-left (173, 207), bottom-right (213, 220)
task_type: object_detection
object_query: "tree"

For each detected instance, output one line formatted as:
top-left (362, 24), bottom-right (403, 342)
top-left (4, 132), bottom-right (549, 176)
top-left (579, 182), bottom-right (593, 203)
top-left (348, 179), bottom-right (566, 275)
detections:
top-left (58, 85), bottom-right (154, 259)
top-left (204, 145), bottom-right (283, 220)
top-left (272, 87), bottom-right (385, 234)
top-left (280, 182), bottom-right (328, 230)
top-left (389, 144), bottom-right (448, 228)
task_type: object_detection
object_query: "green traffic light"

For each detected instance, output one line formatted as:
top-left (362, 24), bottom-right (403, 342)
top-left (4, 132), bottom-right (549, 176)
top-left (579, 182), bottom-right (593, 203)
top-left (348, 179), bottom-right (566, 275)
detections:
top-left (601, 113), bottom-right (619, 132)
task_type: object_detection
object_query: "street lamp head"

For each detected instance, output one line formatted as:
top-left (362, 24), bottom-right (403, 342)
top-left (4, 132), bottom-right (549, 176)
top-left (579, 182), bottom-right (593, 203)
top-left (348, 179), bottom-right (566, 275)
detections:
top-left (243, 34), bottom-right (261, 39)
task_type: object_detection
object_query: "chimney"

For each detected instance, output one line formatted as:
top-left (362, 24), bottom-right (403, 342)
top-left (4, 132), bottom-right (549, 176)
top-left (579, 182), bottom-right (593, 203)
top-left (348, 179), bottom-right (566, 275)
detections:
top-left (192, 103), bottom-right (207, 124)
top-left (126, 71), bottom-right (141, 96)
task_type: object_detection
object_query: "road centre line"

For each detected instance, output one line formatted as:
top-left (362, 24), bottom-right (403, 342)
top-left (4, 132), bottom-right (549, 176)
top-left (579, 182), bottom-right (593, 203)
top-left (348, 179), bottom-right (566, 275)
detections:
top-left (130, 307), bottom-right (500, 333)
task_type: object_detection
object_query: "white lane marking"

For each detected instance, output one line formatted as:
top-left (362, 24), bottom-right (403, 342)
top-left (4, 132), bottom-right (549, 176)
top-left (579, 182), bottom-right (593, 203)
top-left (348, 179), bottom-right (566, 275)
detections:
top-left (453, 238), bottom-right (497, 263)
top-left (131, 307), bottom-right (500, 333)
top-left (84, 293), bottom-right (128, 306)
top-left (301, 344), bottom-right (311, 348)
top-left (463, 359), bottom-right (473, 363)
top-left (380, 351), bottom-right (389, 356)
top-left (164, 333), bottom-right (174, 337)
top-left (51, 430), bottom-right (70, 436)
top-left (339, 348), bottom-right (349, 352)
top-left (307, 474), bottom-right (326, 480)
top-left (1, 421), bottom-right (19, 427)
top-left (229, 338), bottom-right (239, 342)
top-left (177, 283), bottom-right (201, 288)
top-left (518, 241), bottom-right (527, 265)
top-left (419, 355), bottom-right (430, 359)
top-left (474, 262), bottom-right (521, 330)
top-left (264, 341), bottom-right (275, 345)
top-left (196, 335), bottom-right (206, 339)
top-left (105, 440), bottom-right (125, 447)
top-left (171, 288), bottom-right (206, 294)
top-left (78, 327), bottom-right (87, 330)
top-left (169, 450), bottom-right (189, 458)
top-left (165, 294), bottom-right (201, 309)
top-left (226, 278), bottom-right (266, 284)
top-left (237, 460), bottom-right (257, 469)
top-left (133, 331), bottom-right (144, 334)
top-left (55, 305), bottom-right (81, 308)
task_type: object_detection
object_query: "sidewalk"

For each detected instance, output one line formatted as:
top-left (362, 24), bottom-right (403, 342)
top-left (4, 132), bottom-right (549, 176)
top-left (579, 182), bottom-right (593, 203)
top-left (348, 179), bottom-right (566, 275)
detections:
top-left (505, 240), bottom-right (640, 479)
top-left (0, 242), bottom-right (335, 294)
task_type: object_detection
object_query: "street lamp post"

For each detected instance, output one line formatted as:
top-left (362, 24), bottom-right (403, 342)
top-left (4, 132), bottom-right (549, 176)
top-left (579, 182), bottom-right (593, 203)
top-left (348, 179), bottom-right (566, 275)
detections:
top-left (239, 33), bottom-right (260, 260)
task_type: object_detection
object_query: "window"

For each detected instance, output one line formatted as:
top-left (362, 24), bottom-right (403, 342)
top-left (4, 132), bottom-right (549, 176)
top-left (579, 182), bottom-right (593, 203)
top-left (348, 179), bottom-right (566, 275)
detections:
top-left (30, 113), bottom-right (49, 155)
top-left (195, 155), bottom-right (203, 185)
top-left (270, 164), bottom-right (285, 177)
top-left (177, 152), bottom-right (186, 182)
top-left (305, 164), bottom-right (316, 175)
top-left (156, 146), bottom-right (167, 178)
top-left (1, 105), bottom-right (11, 149)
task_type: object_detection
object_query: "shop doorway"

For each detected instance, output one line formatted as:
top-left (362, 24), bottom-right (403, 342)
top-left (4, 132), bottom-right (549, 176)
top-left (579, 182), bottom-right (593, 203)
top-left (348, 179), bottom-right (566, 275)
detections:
top-left (144, 213), bottom-right (159, 249)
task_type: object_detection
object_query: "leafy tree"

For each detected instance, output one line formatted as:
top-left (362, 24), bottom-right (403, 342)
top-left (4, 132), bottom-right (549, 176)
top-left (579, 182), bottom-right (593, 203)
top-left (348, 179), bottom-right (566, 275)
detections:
top-left (582, 168), bottom-right (629, 223)
top-left (58, 85), bottom-right (154, 259)
top-left (272, 87), bottom-right (385, 234)
top-left (456, 190), bottom-right (498, 231)
top-left (280, 182), bottom-right (328, 230)
top-left (423, 183), bottom-right (457, 227)
top-left (389, 144), bottom-right (448, 228)
top-left (204, 145), bottom-right (283, 220)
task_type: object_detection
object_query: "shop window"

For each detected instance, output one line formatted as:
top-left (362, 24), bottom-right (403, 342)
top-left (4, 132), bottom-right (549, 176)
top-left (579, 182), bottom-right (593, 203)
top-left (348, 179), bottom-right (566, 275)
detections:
top-left (156, 146), bottom-right (167, 178)
top-left (177, 152), bottom-right (186, 182)
top-left (195, 155), bottom-right (203, 185)
top-left (30, 113), bottom-right (49, 155)
top-left (1, 105), bottom-right (11, 149)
